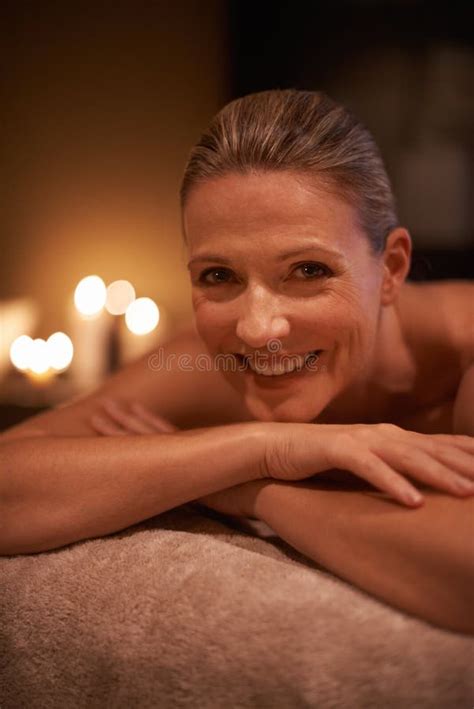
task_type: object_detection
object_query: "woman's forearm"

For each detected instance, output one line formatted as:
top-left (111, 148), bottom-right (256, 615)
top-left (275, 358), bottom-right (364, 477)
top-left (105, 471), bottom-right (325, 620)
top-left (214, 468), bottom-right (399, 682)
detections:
top-left (253, 480), bottom-right (474, 634)
top-left (0, 423), bottom-right (265, 555)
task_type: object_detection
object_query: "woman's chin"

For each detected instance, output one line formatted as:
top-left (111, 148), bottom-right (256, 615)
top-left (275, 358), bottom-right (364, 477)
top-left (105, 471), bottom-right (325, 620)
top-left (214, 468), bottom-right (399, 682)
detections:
top-left (222, 363), bottom-right (339, 423)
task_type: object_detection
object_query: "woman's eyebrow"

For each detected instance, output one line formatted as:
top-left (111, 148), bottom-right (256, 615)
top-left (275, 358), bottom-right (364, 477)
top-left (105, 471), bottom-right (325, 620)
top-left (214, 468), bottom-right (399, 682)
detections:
top-left (187, 245), bottom-right (343, 269)
top-left (187, 254), bottom-right (232, 269)
top-left (274, 246), bottom-right (344, 261)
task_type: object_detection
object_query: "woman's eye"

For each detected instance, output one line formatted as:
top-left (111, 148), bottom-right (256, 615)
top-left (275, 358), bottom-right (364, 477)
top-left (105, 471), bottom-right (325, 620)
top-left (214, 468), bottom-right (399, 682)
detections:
top-left (198, 267), bottom-right (235, 286)
top-left (197, 262), bottom-right (331, 286)
top-left (293, 262), bottom-right (330, 279)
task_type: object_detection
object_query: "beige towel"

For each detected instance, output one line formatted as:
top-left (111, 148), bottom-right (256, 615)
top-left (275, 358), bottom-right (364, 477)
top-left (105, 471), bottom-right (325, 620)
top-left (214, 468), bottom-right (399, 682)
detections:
top-left (1, 503), bottom-right (473, 708)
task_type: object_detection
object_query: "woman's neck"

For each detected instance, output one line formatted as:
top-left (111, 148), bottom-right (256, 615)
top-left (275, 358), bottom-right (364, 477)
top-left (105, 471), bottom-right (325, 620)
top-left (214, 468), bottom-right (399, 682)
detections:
top-left (316, 296), bottom-right (417, 425)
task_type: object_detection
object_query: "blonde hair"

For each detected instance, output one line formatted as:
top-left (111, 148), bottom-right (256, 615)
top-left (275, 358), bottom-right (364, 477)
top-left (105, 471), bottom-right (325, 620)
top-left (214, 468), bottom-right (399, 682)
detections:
top-left (180, 89), bottom-right (399, 254)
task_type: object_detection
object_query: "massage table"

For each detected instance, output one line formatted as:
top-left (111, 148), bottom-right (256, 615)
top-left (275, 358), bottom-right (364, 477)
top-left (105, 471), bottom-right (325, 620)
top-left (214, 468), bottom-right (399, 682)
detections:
top-left (1, 503), bottom-right (473, 707)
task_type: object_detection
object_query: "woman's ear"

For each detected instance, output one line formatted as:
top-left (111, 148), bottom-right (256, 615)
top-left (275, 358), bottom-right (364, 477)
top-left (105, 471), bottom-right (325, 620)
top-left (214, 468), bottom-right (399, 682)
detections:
top-left (380, 227), bottom-right (412, 305)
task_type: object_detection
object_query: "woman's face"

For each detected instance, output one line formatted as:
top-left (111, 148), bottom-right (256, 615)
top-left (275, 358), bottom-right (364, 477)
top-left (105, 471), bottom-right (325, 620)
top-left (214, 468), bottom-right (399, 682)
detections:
top-left (183, 170), bottom-right (385, 423)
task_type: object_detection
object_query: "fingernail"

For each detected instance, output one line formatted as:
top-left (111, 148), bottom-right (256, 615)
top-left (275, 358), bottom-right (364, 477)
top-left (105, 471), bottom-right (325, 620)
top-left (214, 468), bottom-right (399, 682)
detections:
top-left (455, 477), bottom-right (474, 493)
top-left (406, 490), bottom-right (424, 506)
top-left (91, 414), bottom-right (106, 426)
top-left (103, 398), bottom-right (121, 409)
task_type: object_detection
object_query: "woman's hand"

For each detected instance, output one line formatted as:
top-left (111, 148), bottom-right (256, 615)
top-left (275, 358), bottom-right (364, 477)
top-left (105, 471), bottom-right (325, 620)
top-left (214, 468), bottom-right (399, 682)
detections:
top-left (263, 422), bottom-right (474, 507)
top-left (90, 398), bottom-right (259, 517)
top-left (91, 398), bottom-right (178, 435)
top-left (91, 400), bottom-right (474, 509)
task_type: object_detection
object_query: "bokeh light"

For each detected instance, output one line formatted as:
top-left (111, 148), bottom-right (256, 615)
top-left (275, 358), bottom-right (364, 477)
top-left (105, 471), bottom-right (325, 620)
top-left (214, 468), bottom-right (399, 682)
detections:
top-left (10, 332), bottom-right (74, 374)
top-left (29, 338), bottom-right (50, 374)
top-left (9, 335), bottom-right (34, 371)
top-left (46, 332), bottom-right (74, 371)
top-left (125, 297), bottom-right (160, 335)
top-left (105, 280), bottom-right (136, 315)
top-left (74, 275), bottom-right (107, 316)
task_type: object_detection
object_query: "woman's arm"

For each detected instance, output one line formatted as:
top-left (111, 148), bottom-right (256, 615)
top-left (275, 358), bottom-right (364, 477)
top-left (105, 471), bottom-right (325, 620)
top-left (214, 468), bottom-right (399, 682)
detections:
top-left (0, 323), bottom-right (257, 556)
top-left (250, 480), bottom-right (474, 635)
top-left (0, 423), bottom-right (265, 555)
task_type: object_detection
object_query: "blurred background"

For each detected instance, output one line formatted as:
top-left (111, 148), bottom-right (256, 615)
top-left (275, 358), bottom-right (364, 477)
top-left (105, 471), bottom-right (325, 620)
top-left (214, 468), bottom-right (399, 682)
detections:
top-left (1, 0), bottom-right (473, 429)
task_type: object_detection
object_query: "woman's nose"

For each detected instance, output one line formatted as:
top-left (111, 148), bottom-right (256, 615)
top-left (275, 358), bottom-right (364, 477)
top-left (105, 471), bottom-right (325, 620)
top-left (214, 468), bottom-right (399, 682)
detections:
top-left (235, 288), bottom-right (290, 349)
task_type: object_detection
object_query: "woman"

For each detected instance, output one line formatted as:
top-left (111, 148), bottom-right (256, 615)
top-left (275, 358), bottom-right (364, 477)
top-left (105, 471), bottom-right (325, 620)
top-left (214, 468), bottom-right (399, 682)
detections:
top-left (1, 90), bottom-right (473, 633)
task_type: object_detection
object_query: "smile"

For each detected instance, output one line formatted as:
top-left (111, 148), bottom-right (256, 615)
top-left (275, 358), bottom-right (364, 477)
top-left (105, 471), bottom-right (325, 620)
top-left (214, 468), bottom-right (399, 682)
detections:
top-left (235, 350), bottom-right (322, 377)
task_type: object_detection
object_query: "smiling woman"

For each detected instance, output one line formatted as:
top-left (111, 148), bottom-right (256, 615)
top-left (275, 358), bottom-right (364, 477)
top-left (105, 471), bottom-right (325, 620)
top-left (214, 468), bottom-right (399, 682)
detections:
top-left (181, 90), bottom-right (473, 431)
top-left (184, 170), bottom-right (393, 423)
top-left (1, 89), bottom-right (473, 633)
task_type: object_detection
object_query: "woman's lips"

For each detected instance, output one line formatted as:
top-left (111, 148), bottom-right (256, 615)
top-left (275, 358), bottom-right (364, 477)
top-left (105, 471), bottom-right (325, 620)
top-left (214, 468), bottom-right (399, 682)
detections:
top-left (235, 350), bottom-right (323, 378)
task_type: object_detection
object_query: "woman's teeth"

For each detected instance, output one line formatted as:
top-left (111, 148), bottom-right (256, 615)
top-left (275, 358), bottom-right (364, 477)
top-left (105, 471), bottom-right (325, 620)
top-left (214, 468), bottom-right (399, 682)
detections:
top-left (243, 350), bottom-right (321, 377)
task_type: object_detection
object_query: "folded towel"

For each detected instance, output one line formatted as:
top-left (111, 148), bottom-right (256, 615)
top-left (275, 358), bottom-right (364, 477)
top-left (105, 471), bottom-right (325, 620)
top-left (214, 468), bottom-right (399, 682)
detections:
top-left (1, 503), bottom-right (473, 708)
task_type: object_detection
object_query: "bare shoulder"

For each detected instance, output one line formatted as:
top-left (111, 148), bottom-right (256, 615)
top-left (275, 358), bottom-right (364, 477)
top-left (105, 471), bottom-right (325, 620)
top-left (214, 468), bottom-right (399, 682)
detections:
top-left (0, 320), bottom-right (253, 441)
top-left (400, 279), bottom-right (474, 369)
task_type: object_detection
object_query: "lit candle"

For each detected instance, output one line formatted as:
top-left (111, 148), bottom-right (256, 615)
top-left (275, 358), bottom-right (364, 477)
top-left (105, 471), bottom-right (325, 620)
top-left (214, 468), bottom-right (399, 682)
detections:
top-left (68, 305), bottom-right (112, 394)
top-left (0, 298), bottom-right (39, 381)
top-left (24, 367), bottom-right (57, 387)
top-left (120, 299), bottom-right (169, 365)
top-left (21, 332), bottom-right (74, 388)
top-left (68, 275), bottom-right (111, 394)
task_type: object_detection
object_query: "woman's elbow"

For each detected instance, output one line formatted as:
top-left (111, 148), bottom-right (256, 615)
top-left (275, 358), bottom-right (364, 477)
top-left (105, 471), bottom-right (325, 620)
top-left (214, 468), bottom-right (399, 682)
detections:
top-left (423, 540), bottom-right (474, 635)
top-left (0, 505), bottom-right (77, 556)
top-left (434, 586), bottom-right (474, 635)
top-left (442, 548), bottom-right (474, 634)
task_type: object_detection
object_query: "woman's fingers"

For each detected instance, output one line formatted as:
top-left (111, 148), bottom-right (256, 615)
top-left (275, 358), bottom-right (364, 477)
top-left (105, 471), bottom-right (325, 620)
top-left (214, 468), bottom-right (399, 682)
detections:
top-left (344, 450), bottom-right (424, 507)
top-left (366, 425), bottom-right (474, 487)
top-left (267, 422), bottom-right (473, 507)
top-left (91, 413), bottom-right (128, 436)
top-left (427, 444), bottom-right (474, 481)
top-left (129, 401), bottom-right (178, 432)
top-left (92, 398), bottom-right (178, 436)
top-left (100, 399), bottom-right (156, 434)
top-left (402, 430), bottom-right (474, 454)
top-left (375, 441), bottom-right (474, 496)
top-left (400, 432), bottom-right (474, 482)
top-left (369, 427), bottom-right (474, 495)
top-left (264, 424), bottom-right (422, 506)
top-left (323, 424), bottom-right (473, 506)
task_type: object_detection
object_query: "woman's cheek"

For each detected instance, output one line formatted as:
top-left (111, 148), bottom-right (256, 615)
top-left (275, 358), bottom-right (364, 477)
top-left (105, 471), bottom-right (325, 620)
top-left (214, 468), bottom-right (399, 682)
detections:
top-left (324, 286), bottom-right (373, 334)
top-left (304, 298), bottom-right (357, 345)
top-left (193, 302), bottom-right (227, 349)
top-left (191, 290), bottom-right (208, 311)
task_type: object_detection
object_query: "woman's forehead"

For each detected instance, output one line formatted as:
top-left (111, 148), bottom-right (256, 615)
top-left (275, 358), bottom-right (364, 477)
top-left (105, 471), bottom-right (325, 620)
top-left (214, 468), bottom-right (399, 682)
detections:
top-left (183, 171), bottom-right (364, 257)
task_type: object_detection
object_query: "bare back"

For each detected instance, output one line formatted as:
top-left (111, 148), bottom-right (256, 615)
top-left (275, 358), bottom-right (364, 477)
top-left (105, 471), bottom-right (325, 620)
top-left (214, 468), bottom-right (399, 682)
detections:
top-left (378, 280), bottom-right (473, 432)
